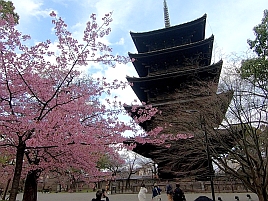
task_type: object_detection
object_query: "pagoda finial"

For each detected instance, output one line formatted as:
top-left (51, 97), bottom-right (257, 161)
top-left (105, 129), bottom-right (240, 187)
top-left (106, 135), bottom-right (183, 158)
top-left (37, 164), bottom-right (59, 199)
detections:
top-left (163, 0), bottom-right (170, 28)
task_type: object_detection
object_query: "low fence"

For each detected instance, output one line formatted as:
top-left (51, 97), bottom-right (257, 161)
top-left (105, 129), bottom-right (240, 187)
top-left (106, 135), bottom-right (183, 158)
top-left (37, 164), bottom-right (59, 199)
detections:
top-left (35, 176), bottom-right (250, 194)
top-left (96, 178), bottom-right (250, 194)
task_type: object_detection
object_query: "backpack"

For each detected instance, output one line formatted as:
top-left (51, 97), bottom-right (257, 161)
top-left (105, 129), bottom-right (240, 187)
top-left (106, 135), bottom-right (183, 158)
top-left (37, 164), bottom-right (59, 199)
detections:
top-left (173, 188), bottom-right (186, 201)
top-left (166, 184), bottom-right (173, 194)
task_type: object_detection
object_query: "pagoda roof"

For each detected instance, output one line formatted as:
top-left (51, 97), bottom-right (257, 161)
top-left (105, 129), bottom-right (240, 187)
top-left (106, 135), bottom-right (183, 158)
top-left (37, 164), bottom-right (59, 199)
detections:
top-left (129, 35), bottom-right (214, 77)
top-left (126, 60), bottom-right (223, 103)
top-left (124, 89), bottom-right (233, 133)
top-left (123, 123), bottom-right (235, 179)
top-left (130, 14), bottom-right (207, 53)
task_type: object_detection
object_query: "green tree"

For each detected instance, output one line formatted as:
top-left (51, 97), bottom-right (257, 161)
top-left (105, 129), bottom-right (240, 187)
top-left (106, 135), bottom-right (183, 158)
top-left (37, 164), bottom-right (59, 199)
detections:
top-left (247, 9), bottom-right (268, 58)
top-left (0, 0), bottom-right (19, 24)
top-left (240, 9), bottom-right (268, 86)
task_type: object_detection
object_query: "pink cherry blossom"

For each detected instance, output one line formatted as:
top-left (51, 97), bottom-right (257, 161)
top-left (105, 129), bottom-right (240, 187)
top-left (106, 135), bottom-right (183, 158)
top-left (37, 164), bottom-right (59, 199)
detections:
top-left (0, 11), bottom-right (131, 201)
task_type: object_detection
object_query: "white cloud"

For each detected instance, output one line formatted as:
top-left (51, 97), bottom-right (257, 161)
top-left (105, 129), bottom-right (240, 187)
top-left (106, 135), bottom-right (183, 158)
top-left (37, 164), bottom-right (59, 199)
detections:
top-left (116, 38), bottom-right (125, 46)
top-left (91, 62), bottom-right (138, 104)
top-left (12, 0), bottom-right (51, 19)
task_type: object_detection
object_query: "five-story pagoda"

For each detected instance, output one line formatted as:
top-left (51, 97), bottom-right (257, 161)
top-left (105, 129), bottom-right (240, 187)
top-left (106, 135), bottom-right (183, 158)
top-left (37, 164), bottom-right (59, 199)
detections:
top-left (125, 0), bottom-right (232, 179)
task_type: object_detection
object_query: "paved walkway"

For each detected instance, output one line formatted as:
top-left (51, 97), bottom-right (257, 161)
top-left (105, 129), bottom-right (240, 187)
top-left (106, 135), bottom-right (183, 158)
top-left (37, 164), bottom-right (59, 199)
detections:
top-left (16, 192), bottom-right (259, 201)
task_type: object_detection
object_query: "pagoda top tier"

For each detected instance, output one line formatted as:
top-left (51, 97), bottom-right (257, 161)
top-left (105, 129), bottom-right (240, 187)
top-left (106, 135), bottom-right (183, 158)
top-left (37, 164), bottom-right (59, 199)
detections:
top-left (130, 14), bottom-right (207, 53)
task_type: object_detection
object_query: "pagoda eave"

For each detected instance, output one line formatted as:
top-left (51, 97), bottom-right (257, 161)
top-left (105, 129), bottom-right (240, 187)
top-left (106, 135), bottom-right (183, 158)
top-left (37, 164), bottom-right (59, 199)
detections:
top-left (130, 14), bottom-right (206, 37)
top-left (129, 35), bottom-right (214, 77)
top-left (125, 126), bottom-right (236, 179)
top-left (124, 90), bottom-right (233, 131)
top-left (129, 35), bottom-right (214, 58)
top-left (127, 60), bottom-right (223, 103)
top-left (127, 60), bottom-right (222, 82)
top-left (130, 14), bottom-right (207, 53)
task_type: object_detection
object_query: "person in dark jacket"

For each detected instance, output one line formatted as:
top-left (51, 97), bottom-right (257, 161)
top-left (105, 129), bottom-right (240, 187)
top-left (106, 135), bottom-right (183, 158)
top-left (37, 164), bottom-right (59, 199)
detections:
top-left (173, 183), bottom-right (186, 201)
top-left (152, 183), bottom-right (162, 201)
top-left (166, 180), bottom-right (173, 201)
top-left (91, 189), bottom-right (109, 201)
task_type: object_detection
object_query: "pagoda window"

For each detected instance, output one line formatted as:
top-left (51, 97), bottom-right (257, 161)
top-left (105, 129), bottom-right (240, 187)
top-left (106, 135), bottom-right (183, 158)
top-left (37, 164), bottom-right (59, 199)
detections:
top-left (190, 35), bottom-right (194, 43)
top-left (145, 65), bottom-right (150, 76)
top-left (149, 65), bottom-right (158, 73)
top-left (143, 89), bottom-right (150, 102)
top-left (148, 88), bottom-right (159, 99)
top-left (183, 38), bottom-right (191, 45)
top-left (174, 39), bottom-right (181, 47)
top-left (181, 37), bottom-right (184, 44)
top-left (146, 44), bottom-right (151, 52)
top-left (150, 43), bottom-right (157, 51)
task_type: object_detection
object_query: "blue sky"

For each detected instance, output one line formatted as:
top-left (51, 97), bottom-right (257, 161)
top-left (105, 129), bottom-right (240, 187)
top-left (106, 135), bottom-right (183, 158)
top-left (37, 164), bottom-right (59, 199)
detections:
top-left (11, 0), bottom-right (268, 106)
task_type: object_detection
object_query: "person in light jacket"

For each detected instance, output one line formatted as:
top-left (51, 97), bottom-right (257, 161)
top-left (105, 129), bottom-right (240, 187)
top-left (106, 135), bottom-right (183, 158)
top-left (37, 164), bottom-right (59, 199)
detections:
top-left (138, 183), bottom-right (148, 201)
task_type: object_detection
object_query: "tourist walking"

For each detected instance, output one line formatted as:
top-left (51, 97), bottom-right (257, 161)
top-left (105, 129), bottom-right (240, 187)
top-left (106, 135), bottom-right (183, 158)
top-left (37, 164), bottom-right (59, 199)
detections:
top-left (152, 183), bottom-right (162, 201)
top-left (91, 189), bottom-right (109, 201)
top-left (138, 183), bottom-right (148, 201)
top-left (173, 184), bottom-right (186, 201)
top-left (166, 180), bottom-right (173, 201)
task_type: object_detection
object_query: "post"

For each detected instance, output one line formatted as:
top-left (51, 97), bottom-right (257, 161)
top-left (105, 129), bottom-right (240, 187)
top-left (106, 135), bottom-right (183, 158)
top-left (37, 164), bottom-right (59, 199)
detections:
top-left (202, 115), bottom-right (216, 201)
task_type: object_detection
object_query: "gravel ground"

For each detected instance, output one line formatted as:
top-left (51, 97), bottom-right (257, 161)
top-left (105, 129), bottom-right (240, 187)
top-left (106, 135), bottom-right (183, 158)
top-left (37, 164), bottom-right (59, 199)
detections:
top-left (15, 192), bottom-right (259, 201)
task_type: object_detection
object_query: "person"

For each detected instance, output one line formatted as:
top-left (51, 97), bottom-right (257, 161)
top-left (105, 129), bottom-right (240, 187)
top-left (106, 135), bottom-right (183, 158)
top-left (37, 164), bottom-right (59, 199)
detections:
top-left (194, 196), bottom-right (213, 201)
top-left (91, 189), bottom-right (109, 201)
top-left (93, 182), bottom-right (97, 191)
top-left (102, 189), bottom-right (109, 200)
top-left (105, 183), bottom-right (110, 195)
top-left (152, 183), bottom-right (162, 201)
top-left (173, 183), bottom-right (186, 201)
top-left (166, 180), bottom-right (173, 201)
top-left (138, 183), bottom-right (148, 201)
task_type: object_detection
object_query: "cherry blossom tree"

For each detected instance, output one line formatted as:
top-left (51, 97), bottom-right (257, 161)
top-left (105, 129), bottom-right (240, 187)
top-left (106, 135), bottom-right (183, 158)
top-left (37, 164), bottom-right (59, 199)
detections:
top-left (0, 10), bottom-right (132, 201)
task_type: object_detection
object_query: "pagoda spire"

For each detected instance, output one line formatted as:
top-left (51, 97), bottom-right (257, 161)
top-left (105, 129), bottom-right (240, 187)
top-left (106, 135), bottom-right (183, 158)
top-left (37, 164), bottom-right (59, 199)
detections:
top-left (163, 0), bottom-right (170, 28)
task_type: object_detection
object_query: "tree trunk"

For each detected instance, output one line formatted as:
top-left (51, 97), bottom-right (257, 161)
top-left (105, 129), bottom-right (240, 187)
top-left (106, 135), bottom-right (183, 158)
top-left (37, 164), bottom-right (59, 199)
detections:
top-left (22, 170), bottom-right (40, 201)
top-left (256, 186), bottom-right (268, 201)
top-left (125, 176), bottom-right (131, 190)
top-left (9, 140), bottom-right (26, 201)
top-left (2, 178), bottom-right (11, 200)
top-left (69, 175), bottom-right (76, 192)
